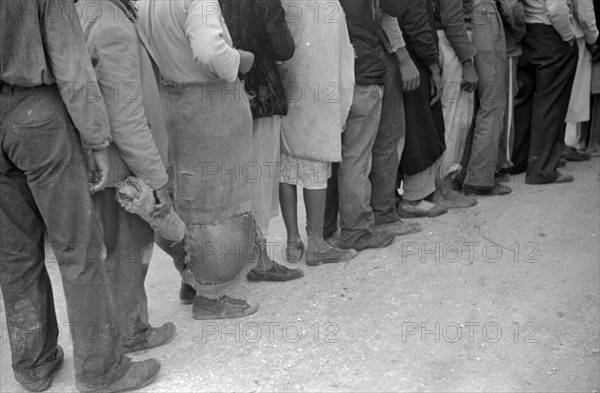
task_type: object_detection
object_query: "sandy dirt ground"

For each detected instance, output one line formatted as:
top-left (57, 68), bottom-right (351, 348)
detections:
top-left (1, 158), bottom-right (599, 393)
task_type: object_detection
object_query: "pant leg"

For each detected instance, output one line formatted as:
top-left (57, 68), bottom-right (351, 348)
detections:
top-left (498, 56), bottom-right (518, 170)
top-left (338, 84), bottom-right (383, 247)
top-left (512, 42), bottom-right (537, 174)
top-left (464, 1), bottom-right (507, 188)
top-left (93, 188), bottom-right (153, 347)
top-left (403, 159), bottom-right (439, 201)
top-left (370, 55), bottom-right (405, 225)
top-left (0, 85), bottom-right (129, 389)
top-left (523, 25), bottom-right (578, 184)
top-left (323, 162), bottom-right (339, 238)
top-left (0, 166), bottom-right (60, 385)
top-left (438, 30), bottom-right (476, 178)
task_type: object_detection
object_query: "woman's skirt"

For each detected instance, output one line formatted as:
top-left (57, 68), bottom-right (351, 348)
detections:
top-left (160, 80), bottom-right (255, 298)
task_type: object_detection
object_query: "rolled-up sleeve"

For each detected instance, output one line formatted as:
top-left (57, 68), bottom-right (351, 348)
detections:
top-left (380, 12), bottom-right (406, 53)
top-left (545, 0), bottom-right (575, 42)
top-left (439, 0), bottom-right (477, 62)
top-left (91, 25), bottom-right (168, 190)
top-left (42, 0), bottom-right (111, 150)
top-left (185, 0), bottom-right (240, 82)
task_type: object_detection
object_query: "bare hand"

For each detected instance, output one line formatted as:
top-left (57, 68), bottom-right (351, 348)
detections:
top-left (398, 58), bottom-right (420, 91)
top-left (428, 64), bottom-right (442, 106)
top-left (237, 49), bottom-right (255, 74)
top-left (152, 185), bottom-right (172, 220)
top-left (89, 148), bottom-right (110, 194)
top-left (461, 61), bottom-right (479, 93)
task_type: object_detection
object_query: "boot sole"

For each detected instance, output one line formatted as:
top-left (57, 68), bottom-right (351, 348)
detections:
top-left (193, 304), bottom-right (259, 320)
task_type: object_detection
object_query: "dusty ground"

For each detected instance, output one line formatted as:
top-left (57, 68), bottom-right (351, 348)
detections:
top-left (1, 157), bottom-right (599, 393)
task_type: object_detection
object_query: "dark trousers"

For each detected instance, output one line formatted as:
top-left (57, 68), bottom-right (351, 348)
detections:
top-left (324, 84), bottom-right (383, 247)
top-left (511, 24), bottom-right (579, 183)
top-left (93, 188), bottom-right (154, 347)
top-left (370, 55), bottom-right (405, 225)
top-left (0, 84), bottom-right (129, 389)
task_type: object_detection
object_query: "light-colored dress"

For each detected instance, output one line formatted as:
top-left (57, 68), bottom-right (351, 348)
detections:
top-left (278, 0), bottom-right (355, 189)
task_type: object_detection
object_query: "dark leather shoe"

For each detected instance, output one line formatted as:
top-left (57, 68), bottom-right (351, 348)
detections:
top-left (563, 147), bottom-right (591, 161)
top-left (375, 220), bottom-right (422, 235)
top-left (193, 295), bottom-right (258, 320)
top-left (557, 158), bottom-right (568, 168)
top-left (124, 323), bottom-right (177, 354)
top-left (246, 261), bottom-right (304, 282)
top-left (20, 346), bottom-right (64, 392)
top-left (179, 282), bottom-right (196, 305)
top-left (87, 359), bottom-right (161, 393)
top-left (336, 230), bottom-right (396, 251)
top-left (463, 183), bottom-right (512, 196)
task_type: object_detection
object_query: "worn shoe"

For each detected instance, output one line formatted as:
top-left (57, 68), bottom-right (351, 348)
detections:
top-left (431, 180), bottom-right (478, 209)
top-left (306, 241), bottom-right (358, 266)
top-left (284, 242), bottom-right (304, 263)
top-left (87, 359), bottom-right (161, 393)
top-left (20, 346), bottom-right (64, 392)
top-left (562, 146), bottom-right (591, 161)
top-left (552, 171), bottom-right (574, 184)
top-left (124, 323), bottom-right (177, 354)
top-left (398, 200), bottom-right (448, 218)
top-left (179, 282), bottom-right (196, 305)
top-left (335, 230), bottom-right (395, 251)
top-left (462, 183), bottom-right (512, 196)
top-left (494, 172), bottom-right (511, 183)
top-left (193, 295), bottom-right (258, 320)
top-left (246, 261), bottom-right (304, 282)
top-left (374, 220), bottom-right (422, 236)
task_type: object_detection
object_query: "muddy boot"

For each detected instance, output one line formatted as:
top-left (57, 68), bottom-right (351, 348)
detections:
top-left (124, 323), bottom-right (177, 354)
top-left (84, 359), bottom-right (161, 393)
top-left (432, 176), bottom-right (478, 209)
top-left (20, 346), bottom-right (64, 392)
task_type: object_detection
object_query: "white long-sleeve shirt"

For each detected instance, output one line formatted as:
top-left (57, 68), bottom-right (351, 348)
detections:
top-left (137, 0), bottom-right (240, 84)
top-left (524, 0), bottom-right (575, 42)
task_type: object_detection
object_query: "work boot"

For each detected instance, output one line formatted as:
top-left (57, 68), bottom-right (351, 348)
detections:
top-left (192, 295), bottom-right (258, 320)
top-left (335, 230), bottom-right (396, 251)
top-left (179, 281), bottom-right (196, 305)
top-left (20, 346), bottom-right (64, 392)
top-left (124, 323), bottom-right (177, 354)
top-left (84, 359), bottom-right (161, 393)
top-left (306, 241), bottom-right (358, 266)
top-left (462, 183), bottom-right (512, 196)
top-left (375, 219), bottom-right (422, 236)
top-left (432, 178), bottom-right (478, 209)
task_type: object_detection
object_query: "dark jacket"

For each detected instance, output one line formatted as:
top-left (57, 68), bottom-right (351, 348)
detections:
top-left (0, 0), bottom-right (111, 150)
top-left (434, 0), bottom-right (477, 62)
top-left (385, 0), bottom-right (439, 66)
top-left (397, 0), bottom-right (446, 175)
top-left (339, 0), bottom-right (389, 85)
top-left (498, 0), bottom-right (526, 56)
top-left (220, 0), bottom-right (295, 118)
